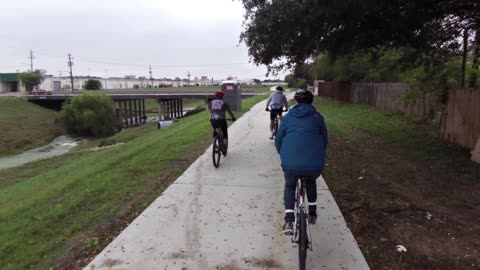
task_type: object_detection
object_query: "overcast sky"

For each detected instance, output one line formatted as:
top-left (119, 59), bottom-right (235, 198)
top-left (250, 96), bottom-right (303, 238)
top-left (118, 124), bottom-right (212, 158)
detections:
top-left (0, 0), bottom-right (285, 80)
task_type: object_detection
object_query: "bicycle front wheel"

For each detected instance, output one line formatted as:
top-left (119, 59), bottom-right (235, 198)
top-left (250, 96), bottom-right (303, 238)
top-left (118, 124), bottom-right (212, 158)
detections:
top-left (298, 210), bottom-right (308, 270)
top-left (212, 136), bottom-right (221, 168)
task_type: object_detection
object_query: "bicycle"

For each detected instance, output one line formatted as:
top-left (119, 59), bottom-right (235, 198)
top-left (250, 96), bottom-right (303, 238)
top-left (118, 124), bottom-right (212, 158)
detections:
top-left (212, 119), bottom-right (233, 168)
top-left (292, 176), bottom-right (313, 270)
top-left (267, 109), bottom-right (288, 139)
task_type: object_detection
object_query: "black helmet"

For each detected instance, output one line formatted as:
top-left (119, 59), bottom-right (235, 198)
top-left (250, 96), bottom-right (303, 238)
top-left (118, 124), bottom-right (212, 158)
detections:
top-left (294, 89), bottom-right (313, 104)
top-left (276, 86), bottom-right (284, 91)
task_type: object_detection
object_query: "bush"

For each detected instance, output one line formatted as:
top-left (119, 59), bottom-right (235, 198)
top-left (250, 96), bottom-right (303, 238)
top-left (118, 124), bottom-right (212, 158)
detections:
top-left (59, 93), bottom-right (119, 137)
top-left (83, 79), bottom-right (102, 90)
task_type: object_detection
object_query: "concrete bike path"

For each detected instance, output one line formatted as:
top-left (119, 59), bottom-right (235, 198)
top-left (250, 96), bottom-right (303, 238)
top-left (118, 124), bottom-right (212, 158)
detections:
top-left (85, 99), bottom-right (370, 270)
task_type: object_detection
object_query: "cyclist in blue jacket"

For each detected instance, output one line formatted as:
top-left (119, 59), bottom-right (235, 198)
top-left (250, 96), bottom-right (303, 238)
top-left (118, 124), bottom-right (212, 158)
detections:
top-left (274, 89), bottom-right (328, 235)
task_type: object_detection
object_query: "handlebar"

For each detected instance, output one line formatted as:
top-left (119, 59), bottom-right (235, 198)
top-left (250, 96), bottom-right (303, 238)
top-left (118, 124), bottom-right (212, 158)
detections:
top-left (266, 108), bottom-right (288, 112)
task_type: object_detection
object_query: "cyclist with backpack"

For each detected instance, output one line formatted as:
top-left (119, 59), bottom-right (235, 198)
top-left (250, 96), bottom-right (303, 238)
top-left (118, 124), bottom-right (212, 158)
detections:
top-left (209, 90), bottom-right (236, 155)
top-left (265, 86), bottom-right (289, 139)
top-left (274, 89), bottom-right (328, 235)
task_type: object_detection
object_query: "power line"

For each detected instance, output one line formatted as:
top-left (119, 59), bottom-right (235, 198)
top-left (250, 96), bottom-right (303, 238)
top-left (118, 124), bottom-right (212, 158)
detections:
top-left (33, 51), bottom-right (250, 68)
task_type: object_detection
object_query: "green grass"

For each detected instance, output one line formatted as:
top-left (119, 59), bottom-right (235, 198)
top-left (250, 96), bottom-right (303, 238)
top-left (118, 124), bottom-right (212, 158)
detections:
top-left (0, 97), bottom-right (62, 157)
top-left (0, 94), bottom-right (267, 270)
top-left (313, 97), bottom-right (478, 182)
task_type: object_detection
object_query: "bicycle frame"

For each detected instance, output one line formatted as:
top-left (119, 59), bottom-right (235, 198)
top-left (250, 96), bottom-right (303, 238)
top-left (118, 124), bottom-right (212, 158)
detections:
top-left (272, 112), bottom-right (283, 137)
top-left (292, 177), bottom-right (313, 249)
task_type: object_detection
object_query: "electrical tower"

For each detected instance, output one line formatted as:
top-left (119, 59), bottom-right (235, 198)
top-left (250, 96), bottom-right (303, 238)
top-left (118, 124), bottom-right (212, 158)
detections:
top-left (68, 53), bottom-right (74, 92)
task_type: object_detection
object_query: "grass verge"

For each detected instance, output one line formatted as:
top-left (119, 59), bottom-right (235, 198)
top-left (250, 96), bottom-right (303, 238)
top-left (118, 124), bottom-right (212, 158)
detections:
top-left (314, 97), bottom-right (480, 269)
top-left (0, 97), bottom-right (62, 157)
top-left (0, 94), bottom-right (267, 270)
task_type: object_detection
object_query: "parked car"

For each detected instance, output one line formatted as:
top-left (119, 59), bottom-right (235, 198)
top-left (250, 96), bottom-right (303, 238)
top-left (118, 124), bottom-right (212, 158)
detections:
top-left (33, 89), bottom-right (52, 95)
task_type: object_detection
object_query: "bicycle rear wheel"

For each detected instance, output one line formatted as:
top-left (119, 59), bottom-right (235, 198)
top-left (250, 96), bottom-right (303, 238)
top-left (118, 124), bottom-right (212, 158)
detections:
top-left (298, 210), bottom-right (308, 270)
top-left (273, 118), bottom-right (278, 137)
top-left (212, 136), bottom-right (221, 168)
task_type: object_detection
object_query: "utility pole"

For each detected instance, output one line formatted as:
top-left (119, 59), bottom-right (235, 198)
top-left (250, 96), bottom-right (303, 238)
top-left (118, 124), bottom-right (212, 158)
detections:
top-left (29, 49), bottom-right (35, 72)
top-left (187, 71), bottom-right (191, 86)
top-left (149, 65), bottom-right (153, 87)
top-left (68, 53), bottom-right (74, 92)
top-left (104, 70), bottom-right (108, 89)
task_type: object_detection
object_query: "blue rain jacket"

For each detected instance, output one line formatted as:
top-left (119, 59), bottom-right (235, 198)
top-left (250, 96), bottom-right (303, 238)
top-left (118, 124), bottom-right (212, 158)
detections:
top-left (275, 103), bottom-right (328, 173)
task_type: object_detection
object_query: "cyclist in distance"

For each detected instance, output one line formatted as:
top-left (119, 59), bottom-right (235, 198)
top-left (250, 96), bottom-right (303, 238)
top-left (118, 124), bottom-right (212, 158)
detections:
top-left (274, 89), bottom-right (328, 235)
top-left (265, 86), bottom-right (289, 139)
top-left (209, 90), bottom-right (236, 154)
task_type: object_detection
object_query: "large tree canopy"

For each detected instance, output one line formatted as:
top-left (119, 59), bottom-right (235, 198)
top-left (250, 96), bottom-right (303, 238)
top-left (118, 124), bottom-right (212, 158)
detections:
top-left (240, 0), bottom-right (480, 74)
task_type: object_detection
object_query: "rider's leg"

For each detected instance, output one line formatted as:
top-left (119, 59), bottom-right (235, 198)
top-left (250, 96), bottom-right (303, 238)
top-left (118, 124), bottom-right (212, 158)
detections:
top-left (283, 171), bottom-right (296, 222)
top-left (305, 171), bottom-right (322, 224)
top-left (210, 120), bottom-right (217, 138)
top-left (221, 120), bottom-right (228, 152)
top-left (282, 171), bottom-right (296, 234)
top-left (269, 110), bottom-right (275, 131)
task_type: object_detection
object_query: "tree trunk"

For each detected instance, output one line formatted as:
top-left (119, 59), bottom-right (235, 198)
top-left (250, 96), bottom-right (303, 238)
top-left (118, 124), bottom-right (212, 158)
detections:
top-left (461, 28), bottom-right (468, 88)
top-left (468, 29), bottom-right (480, 88)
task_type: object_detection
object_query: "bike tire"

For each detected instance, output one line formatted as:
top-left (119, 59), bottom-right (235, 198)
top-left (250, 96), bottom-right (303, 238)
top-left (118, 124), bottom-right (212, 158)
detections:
top-left (298, 210), bottom-right (308, 270)
top-left (212, 137), bottom-right (221, 168)
top-left (273, 118), bottom-right (278, 137)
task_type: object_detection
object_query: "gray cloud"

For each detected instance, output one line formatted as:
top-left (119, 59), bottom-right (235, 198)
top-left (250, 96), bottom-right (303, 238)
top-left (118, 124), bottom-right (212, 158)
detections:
top-left (0, 0), bottom-right (285, 80)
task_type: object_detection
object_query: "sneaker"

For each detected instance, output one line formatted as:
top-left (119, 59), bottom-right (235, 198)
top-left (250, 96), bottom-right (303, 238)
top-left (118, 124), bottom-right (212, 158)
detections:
top-left (269, 135), bottom-right (274, 140)
top-left (308, 211), bottom-right (317, 224)
top-left (282, 222), bottom-right (294, 235)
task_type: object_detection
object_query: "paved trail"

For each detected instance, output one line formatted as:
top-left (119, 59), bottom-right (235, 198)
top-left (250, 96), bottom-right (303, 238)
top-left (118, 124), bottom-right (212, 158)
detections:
top-left (85, 99), bottom-right (369, 270)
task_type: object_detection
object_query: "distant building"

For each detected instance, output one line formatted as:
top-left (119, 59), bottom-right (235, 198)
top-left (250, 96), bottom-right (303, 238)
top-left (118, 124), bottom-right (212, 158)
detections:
top-left (0, 73), bottom-right (25, 93)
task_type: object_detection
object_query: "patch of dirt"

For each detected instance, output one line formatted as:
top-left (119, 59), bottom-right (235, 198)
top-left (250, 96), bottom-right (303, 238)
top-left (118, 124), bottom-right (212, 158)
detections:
top-left (325, 134), bottom-right (480, 270)
top-left (100, 258), bottom-right (122, 267)
top-left (242, 257), bottom-right (283, 268)
top-left (215, 261), bottom-right (245, 270)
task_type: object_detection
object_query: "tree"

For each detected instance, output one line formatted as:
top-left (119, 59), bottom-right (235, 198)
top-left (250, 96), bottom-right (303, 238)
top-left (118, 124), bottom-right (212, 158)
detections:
top-left (19, 70), bottom-right (45, 92)
top-left (284, 74), bottom-right (295, 87)
top-left (240, 0), bottom-right (480, 74)
top-left (59, 93), bottom-right (119, 137)
top-left (83, 79), bottom-right (102, 90)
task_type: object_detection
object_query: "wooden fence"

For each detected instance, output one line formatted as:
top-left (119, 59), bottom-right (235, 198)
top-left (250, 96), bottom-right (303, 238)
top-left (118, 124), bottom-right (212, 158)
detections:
top-left (317, 81), bottom-right (351, 102)
top-left (317, 81), bottom-right (430, 118)
top-left (351, 83), bottom-right (428, 117)
top-left (317, 81), bottom-right (480, 157)
top-left (441, 90), bottom-right (480, 150)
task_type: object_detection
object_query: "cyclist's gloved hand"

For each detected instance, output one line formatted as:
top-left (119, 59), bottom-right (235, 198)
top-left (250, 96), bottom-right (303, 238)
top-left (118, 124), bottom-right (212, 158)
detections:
top-left (265, 108), bottom-right (270, 112)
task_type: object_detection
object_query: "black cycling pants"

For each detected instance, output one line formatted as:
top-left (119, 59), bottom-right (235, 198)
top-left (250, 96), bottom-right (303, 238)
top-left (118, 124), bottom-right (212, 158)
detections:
top-left (270, 108), bottom-right (283, 120)
top-left (210, 119), bottom-right (228, 139)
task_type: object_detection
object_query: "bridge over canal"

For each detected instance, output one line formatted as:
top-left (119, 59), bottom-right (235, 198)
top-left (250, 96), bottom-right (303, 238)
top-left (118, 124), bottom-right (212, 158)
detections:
top-left (24, 92), bottom-right (262, 128)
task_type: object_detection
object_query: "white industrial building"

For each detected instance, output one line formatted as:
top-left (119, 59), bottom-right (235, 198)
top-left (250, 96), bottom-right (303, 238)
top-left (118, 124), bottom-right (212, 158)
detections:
top-left (1, 72), bottom-right (257, 94)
